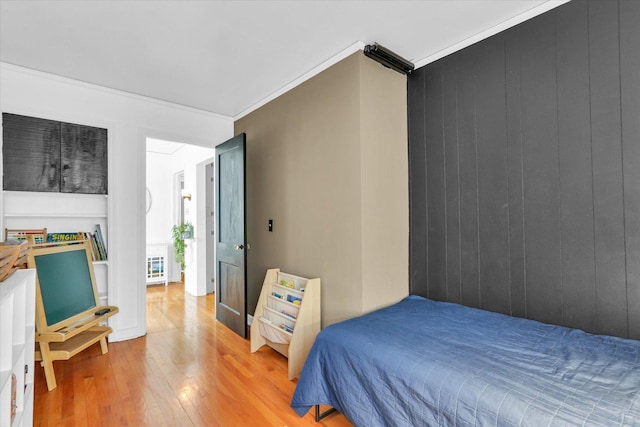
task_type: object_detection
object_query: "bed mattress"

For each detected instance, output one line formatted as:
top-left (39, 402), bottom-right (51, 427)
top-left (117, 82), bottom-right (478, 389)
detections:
top-left (291, 295), bottom-right (640, 426)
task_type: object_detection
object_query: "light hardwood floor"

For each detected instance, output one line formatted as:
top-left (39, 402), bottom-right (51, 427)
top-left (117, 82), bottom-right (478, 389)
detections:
top-left (33, 282), bottom-right (352, 426)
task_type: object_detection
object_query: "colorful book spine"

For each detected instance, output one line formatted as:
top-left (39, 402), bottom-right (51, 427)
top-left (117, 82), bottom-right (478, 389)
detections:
top-left (47, 232), bottom-right (85, 242)
top-left (84, 232), bottom-right (98, 261)
top-left (94, 224), bottom-right (107, 261)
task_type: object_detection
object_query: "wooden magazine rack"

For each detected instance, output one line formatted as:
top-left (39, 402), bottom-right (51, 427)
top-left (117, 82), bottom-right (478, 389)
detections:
top-left (27, 240), bottom-right (118, 391)
top-left (251, 268), bottom-right (320, 380)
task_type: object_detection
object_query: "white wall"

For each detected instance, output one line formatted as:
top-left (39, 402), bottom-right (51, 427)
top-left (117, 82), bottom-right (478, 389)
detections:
top-left (0, 63), bottom-right (233, 341)
top-left (146, 151), bottom-right (174, 245)
top-left (146, 149), bottom-right (180, 284)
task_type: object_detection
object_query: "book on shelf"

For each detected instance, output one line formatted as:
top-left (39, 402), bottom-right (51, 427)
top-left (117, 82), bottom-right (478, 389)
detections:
top-left (91, 232), bottom-right (104, 261)
top-left (282, 310), bottom-right (297, 319)
top-left (47, 232), bottom-right (85, 243)
top-left (286, 294), bottom-right (302, 305)
top-left (44, 231), bottom-right (107, 261)
top-left (280, 324), bottom-right (293, 333)
top-left (88, 232), bottom-right (99, 261)
top-left (95, 224), bottom-right (108, 260)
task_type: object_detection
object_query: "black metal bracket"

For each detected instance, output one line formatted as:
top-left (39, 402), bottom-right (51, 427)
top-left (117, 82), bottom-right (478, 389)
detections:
top-left (315, 405), bottom-right (337, 422)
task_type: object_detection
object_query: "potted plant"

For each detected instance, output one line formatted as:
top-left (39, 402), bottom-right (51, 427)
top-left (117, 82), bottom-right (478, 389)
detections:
top-left (171, 221), bottom-right (194, 272)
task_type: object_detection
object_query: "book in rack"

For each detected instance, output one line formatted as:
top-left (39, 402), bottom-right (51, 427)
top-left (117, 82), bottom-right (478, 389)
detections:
top-left (250, 268), bottom-right (321, 380)
top-left (44, 226), bottom-right (107, 262)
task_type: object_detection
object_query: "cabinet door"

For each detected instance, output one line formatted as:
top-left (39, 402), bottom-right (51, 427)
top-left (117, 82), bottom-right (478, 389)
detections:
top-left (60, 123), bottom-right (108, 194)
top-left (2, 113), bottom-right (61, 192)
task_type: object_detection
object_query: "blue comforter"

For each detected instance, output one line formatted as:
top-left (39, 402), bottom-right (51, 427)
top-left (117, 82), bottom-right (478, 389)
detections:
top-left (291, 296), bottom-right (640, 426)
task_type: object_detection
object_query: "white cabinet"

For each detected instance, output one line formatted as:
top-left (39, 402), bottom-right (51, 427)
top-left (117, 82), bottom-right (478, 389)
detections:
top-left (251, 269), bottom-right (320, 380)
top-left (146, 243), bottom-right (169, 286)
top-left (0, 269), bottom-right (36, 427)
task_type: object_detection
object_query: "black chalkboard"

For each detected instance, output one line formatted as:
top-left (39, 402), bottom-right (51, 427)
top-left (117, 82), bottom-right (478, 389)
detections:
top-left (33, 248), bottom-right (97, 326)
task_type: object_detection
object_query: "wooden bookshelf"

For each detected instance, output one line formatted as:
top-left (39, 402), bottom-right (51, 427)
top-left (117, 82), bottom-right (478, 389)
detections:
top-left (0, 269), bottom-right (36, 427)
top-left (250, 268), bottom-right (320, 380)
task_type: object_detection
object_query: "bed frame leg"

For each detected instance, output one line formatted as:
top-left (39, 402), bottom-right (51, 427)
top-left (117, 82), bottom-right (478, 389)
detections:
top-left (315, 405), bottom-right (337, 422)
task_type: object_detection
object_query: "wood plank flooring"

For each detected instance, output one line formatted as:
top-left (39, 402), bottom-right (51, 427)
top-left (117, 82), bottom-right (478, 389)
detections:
top-left (33, 282), bottom-right (352, 426)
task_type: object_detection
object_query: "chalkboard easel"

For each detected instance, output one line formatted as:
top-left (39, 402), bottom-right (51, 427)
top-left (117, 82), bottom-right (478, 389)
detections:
top-left (27, 240), bottom-right (118, 391)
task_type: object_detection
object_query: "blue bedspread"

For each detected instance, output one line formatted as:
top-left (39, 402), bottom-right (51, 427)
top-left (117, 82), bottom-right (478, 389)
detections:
top-left (291, 296), bottom-right (640, 426)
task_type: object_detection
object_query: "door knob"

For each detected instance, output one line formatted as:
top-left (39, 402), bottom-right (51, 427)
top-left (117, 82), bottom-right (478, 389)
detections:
top-left (234, 244), bottom-right (245, 250)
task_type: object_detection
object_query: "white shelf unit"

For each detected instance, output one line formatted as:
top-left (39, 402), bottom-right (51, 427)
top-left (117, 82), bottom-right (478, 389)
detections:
top-left (146, 243), bottom-right (168, 286)
top-left (0, 269), bottom-right (36, 427)
top-left (1, 191), bottom-right (109, 305)
top-left (250, 268), bottom-right (320, 380)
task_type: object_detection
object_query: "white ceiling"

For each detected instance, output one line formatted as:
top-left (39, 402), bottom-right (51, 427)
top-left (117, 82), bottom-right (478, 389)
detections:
top-left (0, 1), bottom-right (567, 119)
top-left (146, 138), bottom-right (185, 155)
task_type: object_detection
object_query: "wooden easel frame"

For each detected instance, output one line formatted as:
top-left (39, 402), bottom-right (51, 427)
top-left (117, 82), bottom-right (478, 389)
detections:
top-left (27, 240), bottom-right (118, 391)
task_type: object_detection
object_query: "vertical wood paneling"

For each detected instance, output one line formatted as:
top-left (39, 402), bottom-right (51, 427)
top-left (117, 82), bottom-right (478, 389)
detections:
top-left (588, 0), bottom-right (627, 337)
top-left (505, 32), bottom-right (526, 318)
top-left (456, 47), bottom-right (480, 308)
top-left (442, 56), bottom-right (461, 303)
top-left (620, 0), bottom-right (640, 339)
top-left (408, 68), bottom-right (428, 296)
top-left (424, 63), bottom-right (447, 300)
top-left (474, 36), bottom-right (511, 314)
top-left (555, 0), bottom-right (597, 331)
top-left (519, 14), bottom-right (563, 324)
top-left (408, 0), bottom-right (637, 338)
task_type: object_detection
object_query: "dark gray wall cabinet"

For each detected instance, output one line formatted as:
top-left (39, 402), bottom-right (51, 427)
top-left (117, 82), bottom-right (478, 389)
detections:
top-left (408, 0), bottom-right (640, 339)
top-left (3, 113), bottom-right (108, 194)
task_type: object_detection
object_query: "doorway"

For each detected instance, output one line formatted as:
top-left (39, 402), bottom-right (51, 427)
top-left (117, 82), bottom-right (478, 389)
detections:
top-left (145, 137), bottom-right (216, 299)
top-left (146, 138), bottom-right (185, 287)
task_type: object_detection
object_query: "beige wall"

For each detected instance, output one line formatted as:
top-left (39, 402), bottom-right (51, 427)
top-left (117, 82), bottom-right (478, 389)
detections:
top-left (235, 52), bottom-right (408, 327)
top-left (359, 55), bottom-right (409, 313)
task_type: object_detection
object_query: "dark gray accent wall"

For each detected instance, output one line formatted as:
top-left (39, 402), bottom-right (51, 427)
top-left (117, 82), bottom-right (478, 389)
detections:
top-left (408, 0), bottom-right (640, 339)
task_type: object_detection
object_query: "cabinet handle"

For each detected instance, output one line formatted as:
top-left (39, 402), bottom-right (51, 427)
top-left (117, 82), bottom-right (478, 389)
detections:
top-left (63, 164), bottom-right (70, 170)
top-left (50, 163), bottom-right (56, 168)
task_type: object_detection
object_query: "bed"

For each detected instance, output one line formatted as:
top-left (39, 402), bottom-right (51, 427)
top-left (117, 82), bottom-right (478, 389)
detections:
top-left (291, 295), bottom-right (640, 426)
